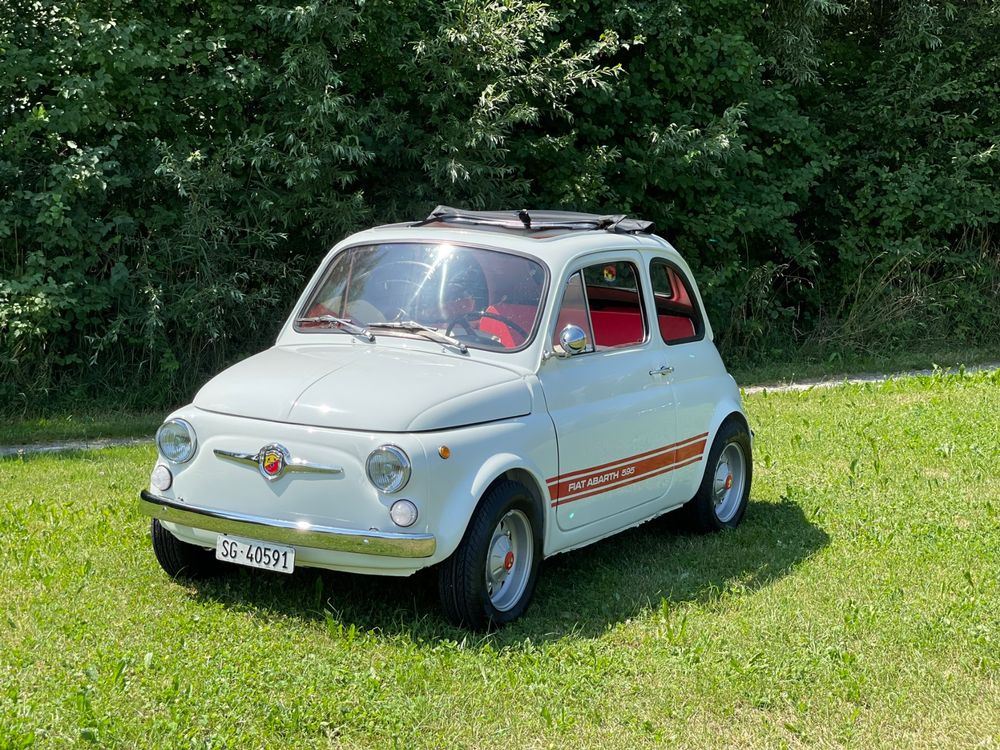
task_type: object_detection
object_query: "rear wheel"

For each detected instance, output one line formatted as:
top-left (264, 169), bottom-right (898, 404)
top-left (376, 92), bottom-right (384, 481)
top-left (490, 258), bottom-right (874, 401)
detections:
top-left (438, 480), bottom-right (542, 630)
top-left (678, 418), bottom-right (752, 532)
top-left (150, 519), bottom-right (220, 579)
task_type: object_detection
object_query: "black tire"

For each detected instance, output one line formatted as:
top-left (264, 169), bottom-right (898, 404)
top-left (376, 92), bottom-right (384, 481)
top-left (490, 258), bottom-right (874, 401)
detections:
top-left (677, 417), bottom-right (752, 532)
top-left (150, 519), bottom-right (220, 579)
top-left (438, 480), bottom-right (542, 630)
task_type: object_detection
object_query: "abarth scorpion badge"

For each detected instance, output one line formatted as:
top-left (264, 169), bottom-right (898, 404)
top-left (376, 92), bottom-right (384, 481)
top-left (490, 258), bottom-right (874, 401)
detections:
top-left (258, 444), bottom-right (289, 481)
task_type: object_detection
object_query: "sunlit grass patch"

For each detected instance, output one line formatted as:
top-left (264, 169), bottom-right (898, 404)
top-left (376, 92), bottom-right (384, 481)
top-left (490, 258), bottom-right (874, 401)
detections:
top-left (1, 371), bottom-right (998, 748)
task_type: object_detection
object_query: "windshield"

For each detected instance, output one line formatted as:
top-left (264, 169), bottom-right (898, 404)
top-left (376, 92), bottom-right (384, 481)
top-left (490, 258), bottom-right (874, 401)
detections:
top-left (297, 243), bottom-right (547, 351)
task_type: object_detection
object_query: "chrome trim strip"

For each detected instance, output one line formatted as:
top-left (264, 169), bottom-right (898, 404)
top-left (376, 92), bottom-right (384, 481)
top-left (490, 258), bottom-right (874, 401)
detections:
top-left (286, 458), bottom-right (344, 475)
top-left (214, 449), bottom-right (257, 466)
top-left (138, 491), bottom-right (435, 558)
top-left (213, 448), bottom-right (343, 476)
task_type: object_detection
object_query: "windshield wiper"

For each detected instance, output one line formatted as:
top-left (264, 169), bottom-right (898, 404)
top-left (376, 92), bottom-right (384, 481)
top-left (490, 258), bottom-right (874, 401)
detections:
top-left (296, 315), bottom-right (375, 342)
top-left (368, 321), bottom-right (468, 354)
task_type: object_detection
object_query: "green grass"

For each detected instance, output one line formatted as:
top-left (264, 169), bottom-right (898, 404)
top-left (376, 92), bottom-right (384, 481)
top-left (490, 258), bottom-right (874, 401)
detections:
top-left (0, 412), bottom-right (162, 446)
top-left (3, 346), bottom-right (996, 446)
top-left (1, 371), bottom-right (999, 748)
top-left (2, 345), bottom-right (996, 447)
top-left (727, 344), bottom-right (999, 387)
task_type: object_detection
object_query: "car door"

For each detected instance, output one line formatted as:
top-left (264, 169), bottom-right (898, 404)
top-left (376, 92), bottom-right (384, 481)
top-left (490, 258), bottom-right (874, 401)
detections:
top-left (647, 256), bottom-right (717, 506)
top-left (538, 253), bottom-right (679, 532)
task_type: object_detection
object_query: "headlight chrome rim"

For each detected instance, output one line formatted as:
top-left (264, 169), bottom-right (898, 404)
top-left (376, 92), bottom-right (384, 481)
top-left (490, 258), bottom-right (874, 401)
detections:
top-left (366, 445), bottom-right (411, 493)
top-left (156, 418), bottom-right (198, 464)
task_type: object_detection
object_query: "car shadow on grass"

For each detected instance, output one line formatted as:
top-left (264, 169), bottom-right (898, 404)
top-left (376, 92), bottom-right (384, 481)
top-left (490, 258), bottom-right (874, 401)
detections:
top-left (186, 497), bottom-right (829, 644)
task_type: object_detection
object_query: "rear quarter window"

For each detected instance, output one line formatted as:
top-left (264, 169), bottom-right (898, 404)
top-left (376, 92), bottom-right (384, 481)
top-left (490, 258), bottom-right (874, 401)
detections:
top-left (649, 258), bottom-right (704, 345)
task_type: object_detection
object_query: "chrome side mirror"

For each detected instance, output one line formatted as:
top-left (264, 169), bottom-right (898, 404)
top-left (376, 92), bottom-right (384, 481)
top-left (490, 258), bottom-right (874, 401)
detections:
top-left (558, 324), bottom-right (589, 356)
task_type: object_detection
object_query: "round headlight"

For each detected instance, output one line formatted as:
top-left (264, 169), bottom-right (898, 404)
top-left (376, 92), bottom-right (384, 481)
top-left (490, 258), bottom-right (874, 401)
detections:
top-left (156, 419), bottom-right (197, 464)
top-left (366, 445), bottom-right (411, 493)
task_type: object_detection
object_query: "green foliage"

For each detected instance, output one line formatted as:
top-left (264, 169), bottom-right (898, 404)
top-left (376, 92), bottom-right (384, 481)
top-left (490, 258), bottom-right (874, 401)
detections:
top-left (805, 0), bottom-right (1000, 352)
top-left (1, 0), bottom-right (998, 412)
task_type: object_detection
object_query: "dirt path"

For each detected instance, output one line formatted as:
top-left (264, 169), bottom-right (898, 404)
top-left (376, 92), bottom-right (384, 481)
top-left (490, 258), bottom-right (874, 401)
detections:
top-left (3, 362), bottom-right (997, 458)
top-left (0, 436), bottom-right (152, 459)
top-left (741, 361), bottom-right (999, 394)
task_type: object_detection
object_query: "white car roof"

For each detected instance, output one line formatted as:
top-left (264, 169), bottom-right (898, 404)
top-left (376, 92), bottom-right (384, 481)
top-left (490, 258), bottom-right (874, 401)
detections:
top-left (335, 223), bottom-right (689, 272)
top-left (283, 210), bottom-right (713, 352)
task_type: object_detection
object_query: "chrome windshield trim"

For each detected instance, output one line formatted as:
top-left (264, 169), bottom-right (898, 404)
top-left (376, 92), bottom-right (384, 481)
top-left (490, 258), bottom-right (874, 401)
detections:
top-left (138, 491), bottom-right (436, 558)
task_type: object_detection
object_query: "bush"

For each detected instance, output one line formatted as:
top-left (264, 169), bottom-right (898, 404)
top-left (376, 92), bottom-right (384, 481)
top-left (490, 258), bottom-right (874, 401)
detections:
top-left (1, 0), bottom-right (997, 413)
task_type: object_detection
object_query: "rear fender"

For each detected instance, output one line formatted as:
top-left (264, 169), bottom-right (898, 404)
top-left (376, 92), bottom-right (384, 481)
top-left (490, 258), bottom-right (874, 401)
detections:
top-left (695, 397), bottom-right (751, 485)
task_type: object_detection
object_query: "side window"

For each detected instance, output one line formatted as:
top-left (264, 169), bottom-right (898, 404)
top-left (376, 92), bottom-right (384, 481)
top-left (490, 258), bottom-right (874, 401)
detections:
top-left (551, 272), bottom-right (594, 351)
top-left (553, 261), bottom-right (647, 350)
top-left (649, 259), bottom-right (703, 344)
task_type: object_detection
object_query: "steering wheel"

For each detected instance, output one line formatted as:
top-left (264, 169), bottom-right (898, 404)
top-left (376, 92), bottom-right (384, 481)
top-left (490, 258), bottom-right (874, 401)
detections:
top-left (446, 310), bottom-right (530, 343)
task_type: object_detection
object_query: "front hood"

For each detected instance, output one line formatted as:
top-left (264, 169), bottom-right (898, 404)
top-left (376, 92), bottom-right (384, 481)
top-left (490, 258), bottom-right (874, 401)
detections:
top-left (193, 344), bottom-right (532, 432)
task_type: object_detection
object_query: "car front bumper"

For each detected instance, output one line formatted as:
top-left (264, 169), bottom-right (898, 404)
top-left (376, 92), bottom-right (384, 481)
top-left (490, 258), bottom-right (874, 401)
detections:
top-left (138, 491), bottom-right (437, 558)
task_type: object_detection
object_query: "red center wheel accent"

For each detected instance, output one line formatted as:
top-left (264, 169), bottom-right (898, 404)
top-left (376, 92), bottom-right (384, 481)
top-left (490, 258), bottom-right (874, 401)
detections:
top-left (503, 551), bottom-right (515, 571)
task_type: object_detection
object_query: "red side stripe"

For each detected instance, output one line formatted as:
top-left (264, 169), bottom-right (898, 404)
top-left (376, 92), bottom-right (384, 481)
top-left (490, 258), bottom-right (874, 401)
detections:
top-left (548, 439), bottom-right (705, 501)
top-left (548, 439), bottom-right (707, 505)
top-left (546, 431), bottom-right (709, 487)
top-left (552, 455), bottom-right (705, 507)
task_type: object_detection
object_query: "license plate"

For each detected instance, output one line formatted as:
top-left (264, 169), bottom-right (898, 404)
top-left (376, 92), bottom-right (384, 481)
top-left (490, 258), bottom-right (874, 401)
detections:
top-left (216, 535), bottom-right (295, 574)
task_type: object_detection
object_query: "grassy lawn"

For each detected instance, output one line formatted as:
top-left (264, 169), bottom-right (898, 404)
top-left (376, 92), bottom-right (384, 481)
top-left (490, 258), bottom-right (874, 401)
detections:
top-left (1, 371), bottom-right (998, 748)
top-left (1, 345), bottom-right (996, 447)
top-left (726, 344), bottom-right (999, 387)
top-left (0, 412), bottom-right (163, 446)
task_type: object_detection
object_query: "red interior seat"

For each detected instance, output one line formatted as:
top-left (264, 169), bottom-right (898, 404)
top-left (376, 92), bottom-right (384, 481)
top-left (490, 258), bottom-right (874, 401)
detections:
top-left (589, 310), bottom-right (644, 347)
top-left (478, 303), bottom-right (538, 348)
top-left (658, 315), bottom-right (695, 341)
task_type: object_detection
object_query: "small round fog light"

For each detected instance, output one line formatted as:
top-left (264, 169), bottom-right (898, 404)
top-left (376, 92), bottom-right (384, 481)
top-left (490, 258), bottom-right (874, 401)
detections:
top-left (151, 464), bottom-right (173, 491)
top-left (389, 499), bottom-right (418, 528)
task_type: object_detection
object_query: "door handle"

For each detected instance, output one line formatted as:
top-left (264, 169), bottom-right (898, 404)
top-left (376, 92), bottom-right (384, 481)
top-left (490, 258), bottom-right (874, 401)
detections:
top-left (649, 365), bottom-right (674, 376)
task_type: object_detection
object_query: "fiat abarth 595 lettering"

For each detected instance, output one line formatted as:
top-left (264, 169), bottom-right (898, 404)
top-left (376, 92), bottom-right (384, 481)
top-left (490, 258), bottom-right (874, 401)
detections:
top-left (140, 206), bottom-right (752, 629)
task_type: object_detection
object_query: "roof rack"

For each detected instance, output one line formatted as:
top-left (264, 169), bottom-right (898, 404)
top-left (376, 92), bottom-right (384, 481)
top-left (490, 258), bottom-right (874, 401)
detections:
top-left (414, 206), bottom-right (655, 235)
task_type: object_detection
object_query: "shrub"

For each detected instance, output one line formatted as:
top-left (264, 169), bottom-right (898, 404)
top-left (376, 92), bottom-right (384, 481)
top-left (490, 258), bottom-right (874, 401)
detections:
top-left (1, 0), bottom-right (997, 412)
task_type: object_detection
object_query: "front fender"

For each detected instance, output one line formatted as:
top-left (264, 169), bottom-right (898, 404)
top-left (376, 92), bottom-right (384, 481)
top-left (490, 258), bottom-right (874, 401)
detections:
top-left (415, 415), bottom-right (557, 562)
top-left (469, 453), bottom-right (548, 507)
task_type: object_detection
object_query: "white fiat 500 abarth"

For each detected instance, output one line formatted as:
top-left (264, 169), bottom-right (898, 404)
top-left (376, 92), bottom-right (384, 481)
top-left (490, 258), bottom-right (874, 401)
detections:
top-left (140, 207), bottom-right (752, 629)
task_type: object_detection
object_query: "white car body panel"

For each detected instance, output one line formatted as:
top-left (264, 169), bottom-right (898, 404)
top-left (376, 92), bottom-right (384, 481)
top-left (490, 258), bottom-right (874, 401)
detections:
top-left (143, 220), bottom-right (748, 579)
top-left (194, 343), bottom-right (532, 432)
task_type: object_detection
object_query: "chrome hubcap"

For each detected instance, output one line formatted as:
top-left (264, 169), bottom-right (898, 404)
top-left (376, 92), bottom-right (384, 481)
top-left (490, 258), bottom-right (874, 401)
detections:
top-left (712, 443), bottom-right (746, 523)
top-left (485, 509), bottom-right (532, 612)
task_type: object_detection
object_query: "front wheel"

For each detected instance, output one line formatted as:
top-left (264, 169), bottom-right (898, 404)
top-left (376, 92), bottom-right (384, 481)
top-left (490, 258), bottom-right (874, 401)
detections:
top-left (438, 480), bottom-right (542, 630)
top-left (150, 519), bottom-right (220, 579)
top-left (678, 418), bottom-right (752, 532)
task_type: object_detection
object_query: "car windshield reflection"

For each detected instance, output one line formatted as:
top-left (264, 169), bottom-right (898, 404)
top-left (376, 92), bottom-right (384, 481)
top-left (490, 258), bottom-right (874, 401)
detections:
top-left (297, 243), bottom-right (546, 351)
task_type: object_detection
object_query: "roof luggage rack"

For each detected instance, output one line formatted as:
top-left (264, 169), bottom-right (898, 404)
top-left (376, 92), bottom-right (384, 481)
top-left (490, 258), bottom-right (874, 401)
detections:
top-left (414, 206), bottom-right (655, 235)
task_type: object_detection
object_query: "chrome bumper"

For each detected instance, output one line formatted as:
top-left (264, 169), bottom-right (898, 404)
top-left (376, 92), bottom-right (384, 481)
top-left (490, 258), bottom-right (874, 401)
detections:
top-left (138, 491), bottom-right (436, 558)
